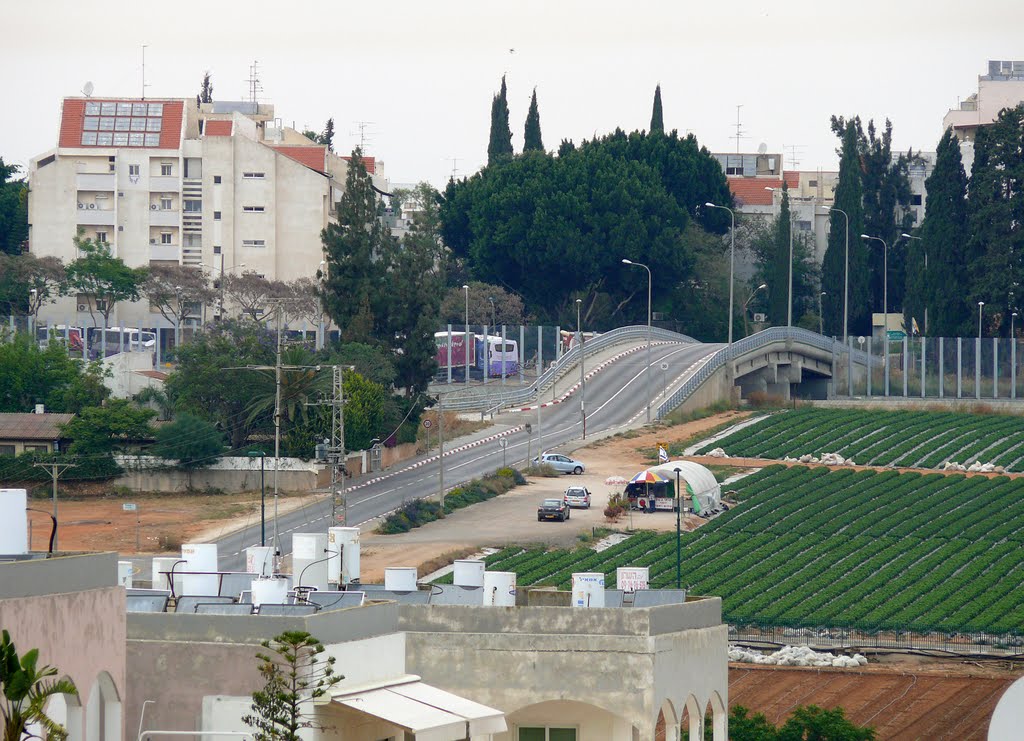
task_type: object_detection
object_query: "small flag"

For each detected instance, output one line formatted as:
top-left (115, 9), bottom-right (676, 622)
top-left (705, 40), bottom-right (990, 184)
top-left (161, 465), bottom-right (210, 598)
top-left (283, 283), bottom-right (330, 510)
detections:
top-left (912, 318), bottom-right (920, 336)
top-left (658, 446), bottom-right (669, 463)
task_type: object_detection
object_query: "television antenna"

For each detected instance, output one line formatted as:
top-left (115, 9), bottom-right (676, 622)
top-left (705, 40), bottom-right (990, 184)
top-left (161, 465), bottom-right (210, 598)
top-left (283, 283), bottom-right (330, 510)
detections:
top-left (730, 104), bottom-right (748, 154)
top-left (246, 60), bottom-right (263, 105)
top-left (784, 143), bottom-right (806, 170)
top-left (141, 45), bottom-right (150, 100)
top-left (351, 121), bottom-right (376, 150)
top-left (445, 157), bottom-right (460, 179)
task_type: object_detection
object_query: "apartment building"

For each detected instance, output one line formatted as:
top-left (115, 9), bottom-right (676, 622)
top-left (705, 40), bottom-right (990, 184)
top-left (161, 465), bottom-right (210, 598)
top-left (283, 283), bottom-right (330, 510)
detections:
top-left (943, 60), bottom-right (1024, 174)
top-left (27, 97), bottom-right (387, 328)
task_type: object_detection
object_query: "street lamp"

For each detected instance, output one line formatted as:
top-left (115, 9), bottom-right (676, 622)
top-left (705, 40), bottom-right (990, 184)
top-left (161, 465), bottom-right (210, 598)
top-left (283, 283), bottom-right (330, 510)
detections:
top-left (488, 296), bottom-right (496, 381)
top-left (818, 291), bottom-right (827, 335)
top-left (622, 259), bottom-right (653, 423)
top-left (247, 450), bottom-right (267, 546)
top-left (743, 283), bottom-right (768, 338)
top-left (462, 284), bottom-right (470, 385)
top-left (674, 467), bottom-right (682, 589)
top-left (576, 298), bottom-right (586, 438)
top-left (978, 301), bottom-right (985, 339)
top-left (705, 202), bottom-right (736, 349)
top-left (826, 207), bottom-right (850, 342)
top-left (901, 233), bottom-right (926, 335)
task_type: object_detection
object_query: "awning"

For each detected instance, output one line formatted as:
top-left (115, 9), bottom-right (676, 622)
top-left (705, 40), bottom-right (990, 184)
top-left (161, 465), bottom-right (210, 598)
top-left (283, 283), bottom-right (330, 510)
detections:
top-left (331, 680), bottom-right (507, 740)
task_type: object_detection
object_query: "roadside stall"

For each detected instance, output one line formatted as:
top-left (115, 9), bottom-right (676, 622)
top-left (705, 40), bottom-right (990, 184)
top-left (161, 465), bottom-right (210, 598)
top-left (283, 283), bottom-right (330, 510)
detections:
top-left (624, 461), bottom-right (722, 515)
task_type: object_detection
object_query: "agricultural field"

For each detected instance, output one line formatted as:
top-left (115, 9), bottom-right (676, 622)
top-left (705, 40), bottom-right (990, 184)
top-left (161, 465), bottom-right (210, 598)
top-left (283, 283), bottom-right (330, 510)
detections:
top-left (462, 465), bottom-right (1024, 636)
top-left (694, 408), bottom-right (1024, 470)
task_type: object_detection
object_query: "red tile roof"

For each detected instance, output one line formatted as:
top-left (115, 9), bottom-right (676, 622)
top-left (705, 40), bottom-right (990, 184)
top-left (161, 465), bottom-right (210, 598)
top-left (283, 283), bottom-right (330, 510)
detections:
top-left (204, 120), bottom-right (233, 137)
top-left (58, 99), bottom-right (184, 149)
top-left (0, 413), bottom-right (76, 441)
top-left (271, 146), bottom-right (327, 174)
top-left (342, 155), bottom-right (376, 174)
top-left (727, 172), bottom-right (802, 207)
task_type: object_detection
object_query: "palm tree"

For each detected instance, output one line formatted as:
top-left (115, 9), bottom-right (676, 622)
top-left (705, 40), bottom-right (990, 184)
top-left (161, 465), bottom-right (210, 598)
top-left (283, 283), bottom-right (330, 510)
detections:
top-left (1, 630), bottom-right (78, 741)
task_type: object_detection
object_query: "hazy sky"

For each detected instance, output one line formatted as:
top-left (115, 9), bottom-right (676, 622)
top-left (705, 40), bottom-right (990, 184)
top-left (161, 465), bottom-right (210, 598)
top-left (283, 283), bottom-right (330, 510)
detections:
top-left (5, 0), bottom-right (1023, 187)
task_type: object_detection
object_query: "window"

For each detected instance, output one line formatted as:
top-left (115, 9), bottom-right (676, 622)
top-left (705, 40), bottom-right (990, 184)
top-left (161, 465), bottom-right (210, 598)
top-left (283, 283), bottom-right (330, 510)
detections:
top-left (518, 729), bottom-right (576, 741)
top-left (213, 245), bottom-right (222, 254)
top-left (809, 179), bottom-right (818, 187)
top-left (160, 197), bottom-right (172, 210)
top-left (797, 220), bottom-right (812, 232)
top-left (243, 206), bottom-right (265, 213)
top-left (0, 445), bottom-right (15, 457)
top-left (242, 239), bottom-right (266, 248)
top-left (96, 132), bottom-right (113, 146)
top-left (214, 211), bottom-right (221, 220)
top-left (24, 445), bottom-right (48, 453)
top-left (160, 163), bottom-right (173, 176)
top-left (96, 231), bottom-right (108, 243)
top-left (911, 194), bottom-right (923, 206)
top-left (85, 102), bottom-right (101, 116)
top-left (160, 232), bottom-right (173, 244)
top-left (214, 175), bottom-right (222, 184)
top-left (129, 164), bottom-right (140, 176)
top-left (113, 133), bottom-right (129, 146)
top-left (81, 132), bottom-right (98, 146)
top-left (184, 199), bottom-right (202, 212)
top-left (242, 172), bottom-right (265, 179)
top-left (144, 133), bottom-right (161, 147)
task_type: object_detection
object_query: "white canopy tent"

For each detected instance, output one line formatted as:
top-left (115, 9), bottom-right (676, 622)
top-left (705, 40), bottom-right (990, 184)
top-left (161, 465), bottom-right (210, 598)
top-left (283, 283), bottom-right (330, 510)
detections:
top-left (649, 460), bottom-right (721, 513)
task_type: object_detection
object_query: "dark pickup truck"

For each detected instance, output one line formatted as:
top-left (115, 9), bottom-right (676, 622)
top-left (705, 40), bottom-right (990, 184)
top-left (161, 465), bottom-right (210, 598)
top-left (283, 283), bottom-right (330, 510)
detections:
top-left (537, 498), bottom-right (571, 522)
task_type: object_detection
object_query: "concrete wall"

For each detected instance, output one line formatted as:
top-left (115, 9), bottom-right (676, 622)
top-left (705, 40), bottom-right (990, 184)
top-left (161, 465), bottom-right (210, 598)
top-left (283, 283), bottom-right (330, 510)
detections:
top-left (113, 466), bottom-right (320, 493)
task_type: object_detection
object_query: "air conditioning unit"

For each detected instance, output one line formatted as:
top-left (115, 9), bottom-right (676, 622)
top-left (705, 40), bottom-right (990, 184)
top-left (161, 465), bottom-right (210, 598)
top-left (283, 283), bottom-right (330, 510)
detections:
top-left (77, 202), bottom-right (85, 209)
top-left (150, 239), bottom-right (157, 244)
top-left (118, 226), bottom-right (124, 231)
top-left (753, 313), bottom-right (767, 323)
top-left (88, 203), bottom-right (96, 209)
top-left (118, 191), bottom-right (124, 197)
top-left (150, 204), bottom-right (158, 210)
top-left (77, 303), bottom-right (88, 312)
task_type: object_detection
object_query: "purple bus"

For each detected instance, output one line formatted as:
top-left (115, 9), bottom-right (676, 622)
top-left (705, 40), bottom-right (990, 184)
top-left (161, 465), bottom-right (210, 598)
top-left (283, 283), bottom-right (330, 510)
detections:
top-left (474, 334), bottom-right (519, 377)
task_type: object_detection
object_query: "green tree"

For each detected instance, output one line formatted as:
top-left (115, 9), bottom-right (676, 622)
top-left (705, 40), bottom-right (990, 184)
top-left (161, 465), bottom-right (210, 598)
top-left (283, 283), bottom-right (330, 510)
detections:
top-left (164, 321), bottom-right (274, 449)
top-left (65, 232), bottom-right (148, 336)
top-left (324, 343), bottom-right (396, 389)
top-left (523, 89), bottom-right (544, 152)
top-left (321, 147), bottom-right (398, 343)
top-left (767, 184), bottom-right (793, 326)
top-left (0, 334), bottom-right (108, 413)
top-left (0, 629), bottom-right (78, 741)
top-left (0, 253), bottom-right (65, 319)
top-left (777, 705), bottom-right (876, 741)
top-left (912, 127), bottom-right (969, 337)
top-left (487, 76), bottom-right (513, 164)
top-left (198, 71), bottom-right (214, 105)
top-left (150, 413), bottom-right (224, 486)
top-left (143, 264), bottom-right (214, 345)
top-left (322, 118), bottom-right (335, 153)
top-left (822, 118), bottom-right (869, 335)
top-left (0, 159), bottom-right (29, 257)
top-left (60, 399), bottom-right (155, 455)
top-left (242, 631), bottom-right (342, 741)
top-left (726, 705), bottom-right (780, 741)
top-left (965, 104), bottom-right (1024, 336)
top-left (650, 84), bottom-right (664, 134)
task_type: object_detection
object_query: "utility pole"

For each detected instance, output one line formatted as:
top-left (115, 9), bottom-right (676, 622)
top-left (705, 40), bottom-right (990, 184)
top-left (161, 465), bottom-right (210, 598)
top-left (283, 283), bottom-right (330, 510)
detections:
top-left (272, 305), bottom-right (282, 556)
top-left (437, 393), bottom-right (445, 508)
top-left (309, 365), bottom-right (351, 524)
top-left (33, 460), bottom-right (77, 551)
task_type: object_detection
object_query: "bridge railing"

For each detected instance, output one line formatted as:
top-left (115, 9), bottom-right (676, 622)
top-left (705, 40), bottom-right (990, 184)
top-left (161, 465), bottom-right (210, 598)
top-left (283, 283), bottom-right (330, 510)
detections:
top-left (441, 325), bottom-right (697, 412)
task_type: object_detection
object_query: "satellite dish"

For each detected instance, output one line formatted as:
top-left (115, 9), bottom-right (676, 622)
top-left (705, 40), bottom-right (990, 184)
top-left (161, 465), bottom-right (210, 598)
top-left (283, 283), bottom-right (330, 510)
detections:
top-left (82, 81), bottom-right (94, 97)
top-left (757, 142), bottom-right (768, 154)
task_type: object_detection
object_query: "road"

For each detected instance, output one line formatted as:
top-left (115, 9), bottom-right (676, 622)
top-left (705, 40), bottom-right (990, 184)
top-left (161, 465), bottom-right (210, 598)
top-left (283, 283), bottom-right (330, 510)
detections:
top-left (217, 339), bottom-right (721, 571)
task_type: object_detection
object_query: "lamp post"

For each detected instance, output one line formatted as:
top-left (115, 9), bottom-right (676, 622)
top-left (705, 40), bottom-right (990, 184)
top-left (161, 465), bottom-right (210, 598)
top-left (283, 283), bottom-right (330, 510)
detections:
top-left (576, 298), bottom-right (586, 438)
top-left (826, 207), bottom-right (850, 342)
top-left (978, 301), bottom-right (985, 339)
top-left (862, 235), bottom-right (889, 395)
top-left (901, 233), bottom-right (926, 335)
top-left (488, 296), bottom-right (496, 380)
top-left (622, 259), bottom-right (653, 423)
top-left (818, 291), bottom-right (827, 335)
top-left (462, 284), bottom-right (470, 385)
top-left (1013, 312), bottom-right (1018, 338)
top-left (674, 467), bottom-right (682, 589)
top-left (743, 283), bottom-right (768, 338)
top-left (247, 450), bottom-right (267, 546)
top-left (705, 202), bottom-right (736, 349)
top-left (317, 259), bottom-right (327, 350)
top-left (766, 187), bottom-right (800, 327)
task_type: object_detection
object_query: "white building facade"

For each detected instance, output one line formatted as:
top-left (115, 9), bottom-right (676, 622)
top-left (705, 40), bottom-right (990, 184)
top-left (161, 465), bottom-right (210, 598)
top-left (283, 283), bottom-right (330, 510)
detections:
top-left (942, 60), bottom-right (1024, 175)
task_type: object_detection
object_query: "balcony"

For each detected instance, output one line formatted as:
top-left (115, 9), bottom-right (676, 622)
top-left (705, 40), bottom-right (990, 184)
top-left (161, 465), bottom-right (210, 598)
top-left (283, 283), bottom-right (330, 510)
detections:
top-left (76, 207), bottom-right (115, 226)
top-left (150, 244), bottom-right (180, 262)
top-left (76, 173), bottom-right (115, 191)
top-left (149, 209), bottom-right (180, 227)
top-left (149, 175), bottom-right (180, 191)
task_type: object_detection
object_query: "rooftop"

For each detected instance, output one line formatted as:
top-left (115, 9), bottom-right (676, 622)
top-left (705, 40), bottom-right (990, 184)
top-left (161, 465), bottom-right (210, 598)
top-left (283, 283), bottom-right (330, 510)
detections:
top-left (203, 120), bottom-right (233, 137)
top-left (727, 172), bottom-right (800, 207)
top-left (0, 412), bottom-right (75, 440)
top-left (271, 145), bottom-right (328, 174)
top-left (58, 98), bottom-right (185, 150)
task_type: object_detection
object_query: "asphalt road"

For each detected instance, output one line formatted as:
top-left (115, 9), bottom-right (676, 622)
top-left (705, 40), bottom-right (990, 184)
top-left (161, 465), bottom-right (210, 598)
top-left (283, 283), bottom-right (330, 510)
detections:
top-left (217, 339), bottom-right (721, 571)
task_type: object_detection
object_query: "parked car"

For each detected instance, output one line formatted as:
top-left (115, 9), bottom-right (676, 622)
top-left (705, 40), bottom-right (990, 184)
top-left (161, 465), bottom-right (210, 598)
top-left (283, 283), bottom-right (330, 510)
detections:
top-left (564, 486), bottom-right (592, 509)
top-left (532, 452), bottom-right (586, 475)
top-left (537, 498), bottom-right (571, 522)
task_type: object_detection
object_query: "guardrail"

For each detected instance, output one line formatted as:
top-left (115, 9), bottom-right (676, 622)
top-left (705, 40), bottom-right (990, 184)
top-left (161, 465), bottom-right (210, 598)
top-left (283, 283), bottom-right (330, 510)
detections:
top-left (655, 327), bottom-right (868, 419)
top-left (440, 325), bottom-right (697, 411)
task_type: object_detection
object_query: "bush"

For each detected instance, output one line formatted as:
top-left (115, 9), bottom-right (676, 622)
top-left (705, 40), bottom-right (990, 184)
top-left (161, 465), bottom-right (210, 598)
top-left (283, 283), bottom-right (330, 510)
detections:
top-left (0, 451), bottom-right (122, 484)
top-left (523, 463), bottom-right (559, 477)
top-left (746, 391), bottom-right (786, 409)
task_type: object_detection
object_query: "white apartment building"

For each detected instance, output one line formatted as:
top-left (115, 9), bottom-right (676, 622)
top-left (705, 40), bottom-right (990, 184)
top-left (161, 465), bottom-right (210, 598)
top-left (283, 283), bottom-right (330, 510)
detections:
top-left (27, 97), bottom-right (387, 329)
top-left (942, 60), bottom-right (1024, 174)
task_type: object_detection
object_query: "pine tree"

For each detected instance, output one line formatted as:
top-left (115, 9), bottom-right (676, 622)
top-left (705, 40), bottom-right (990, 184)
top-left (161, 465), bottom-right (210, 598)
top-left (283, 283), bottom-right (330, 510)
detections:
top-left (523, 89), bottom-right (544, 152)
top-left (914, 127), bottom-right (969, 337)
top-left (199, 71), bottom-right (213, 104)
top-left (487, 76), bottom-right (513, 165)
top-left (322, 118), bottom-right (335, 152)
top-left (767, 183), bottom-right (792, 326)
top-left (650, 84), bottom-right (664, 134)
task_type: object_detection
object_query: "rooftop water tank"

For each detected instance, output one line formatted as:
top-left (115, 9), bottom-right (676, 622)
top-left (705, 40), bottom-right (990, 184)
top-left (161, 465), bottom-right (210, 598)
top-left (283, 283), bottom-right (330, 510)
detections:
top-left (293, 533), bottom-right (329, 592)
top-left (384, 567), bottom-right (417, 591)
top-left (453, 559), bottom-right (485, 587)
top-left (572, 572), bottom-right (605, 608)
top-left (327, 527), bottom-right (360, 585)
top-left (181, 543), bottom-right (218, 596)
top-left (245, 546), bottom-right (274, 578)
top-left (483, 571), bottom-right (516, 607)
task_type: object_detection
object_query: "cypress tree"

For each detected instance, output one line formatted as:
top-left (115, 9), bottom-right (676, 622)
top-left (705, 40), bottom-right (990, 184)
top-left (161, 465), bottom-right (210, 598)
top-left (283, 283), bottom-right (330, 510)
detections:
top-left (914, 127), bottom-right (969, 337)
top-left (767, 183), bottom-right (792, 326)
top-left (650, 85), bottom-right (664, 134)
top-left (523, 89), bottom-right (544, 152)
top-left (487, 76), bottom-right (513, 165)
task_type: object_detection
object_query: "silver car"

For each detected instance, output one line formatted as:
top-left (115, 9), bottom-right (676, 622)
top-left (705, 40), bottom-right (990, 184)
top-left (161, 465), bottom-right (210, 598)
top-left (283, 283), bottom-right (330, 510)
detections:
top-left (532, 453), bottom-right (585, 475)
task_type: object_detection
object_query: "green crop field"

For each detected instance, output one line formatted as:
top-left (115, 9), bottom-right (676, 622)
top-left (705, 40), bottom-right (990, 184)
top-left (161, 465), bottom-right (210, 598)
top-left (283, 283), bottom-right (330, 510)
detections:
top-left (467, 465), bottom-right (1024, 636)
top-left (694, 408), bottom-right (1024, 470)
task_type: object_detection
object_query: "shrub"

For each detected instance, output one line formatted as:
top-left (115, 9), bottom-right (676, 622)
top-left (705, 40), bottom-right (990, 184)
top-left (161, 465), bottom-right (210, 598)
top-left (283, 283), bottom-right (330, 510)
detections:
top-left (523, 463), bottom-right (559, 477)
top-left (746, 391), bottom-right (786, 409)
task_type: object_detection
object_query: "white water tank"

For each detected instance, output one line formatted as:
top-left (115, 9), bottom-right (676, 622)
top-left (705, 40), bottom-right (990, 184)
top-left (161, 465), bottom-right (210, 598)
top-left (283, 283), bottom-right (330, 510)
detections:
top-left (181, 543), bottom-right (218, 595)
top-left (483, 571), bottom-right (517, 607)
top-left (572, 572), bottom-right (605, 608)
top-left (292, 533), bottom-right (329, 592)
top-left (327, 527), bottom-right (360, 585)
top-left (616, 566), bottom-right (650, 592)
top-left (251, 576), bottom-right (289, 607)
top-left (0, 489), bottom-right (28, 555)
top-left (245, 546), bottom-right (275, 577)
top-left (453, 559), bottom-right (485, 587)
top-left (151, 556), bottom-right (184, 594)
top-left (117, 561), bottom-right (134, 588)
top-left (384, 567), bottom-right (418, 591)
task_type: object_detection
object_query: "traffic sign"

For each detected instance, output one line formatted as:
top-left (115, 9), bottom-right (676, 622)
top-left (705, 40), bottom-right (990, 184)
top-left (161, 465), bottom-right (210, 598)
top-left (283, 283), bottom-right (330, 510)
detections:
top-left (423, 419), bottom-right (432, 428)
top-left (887, 330), bottom-right (906, 341)
top-left (122, 503), bottom-right (137, 512)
